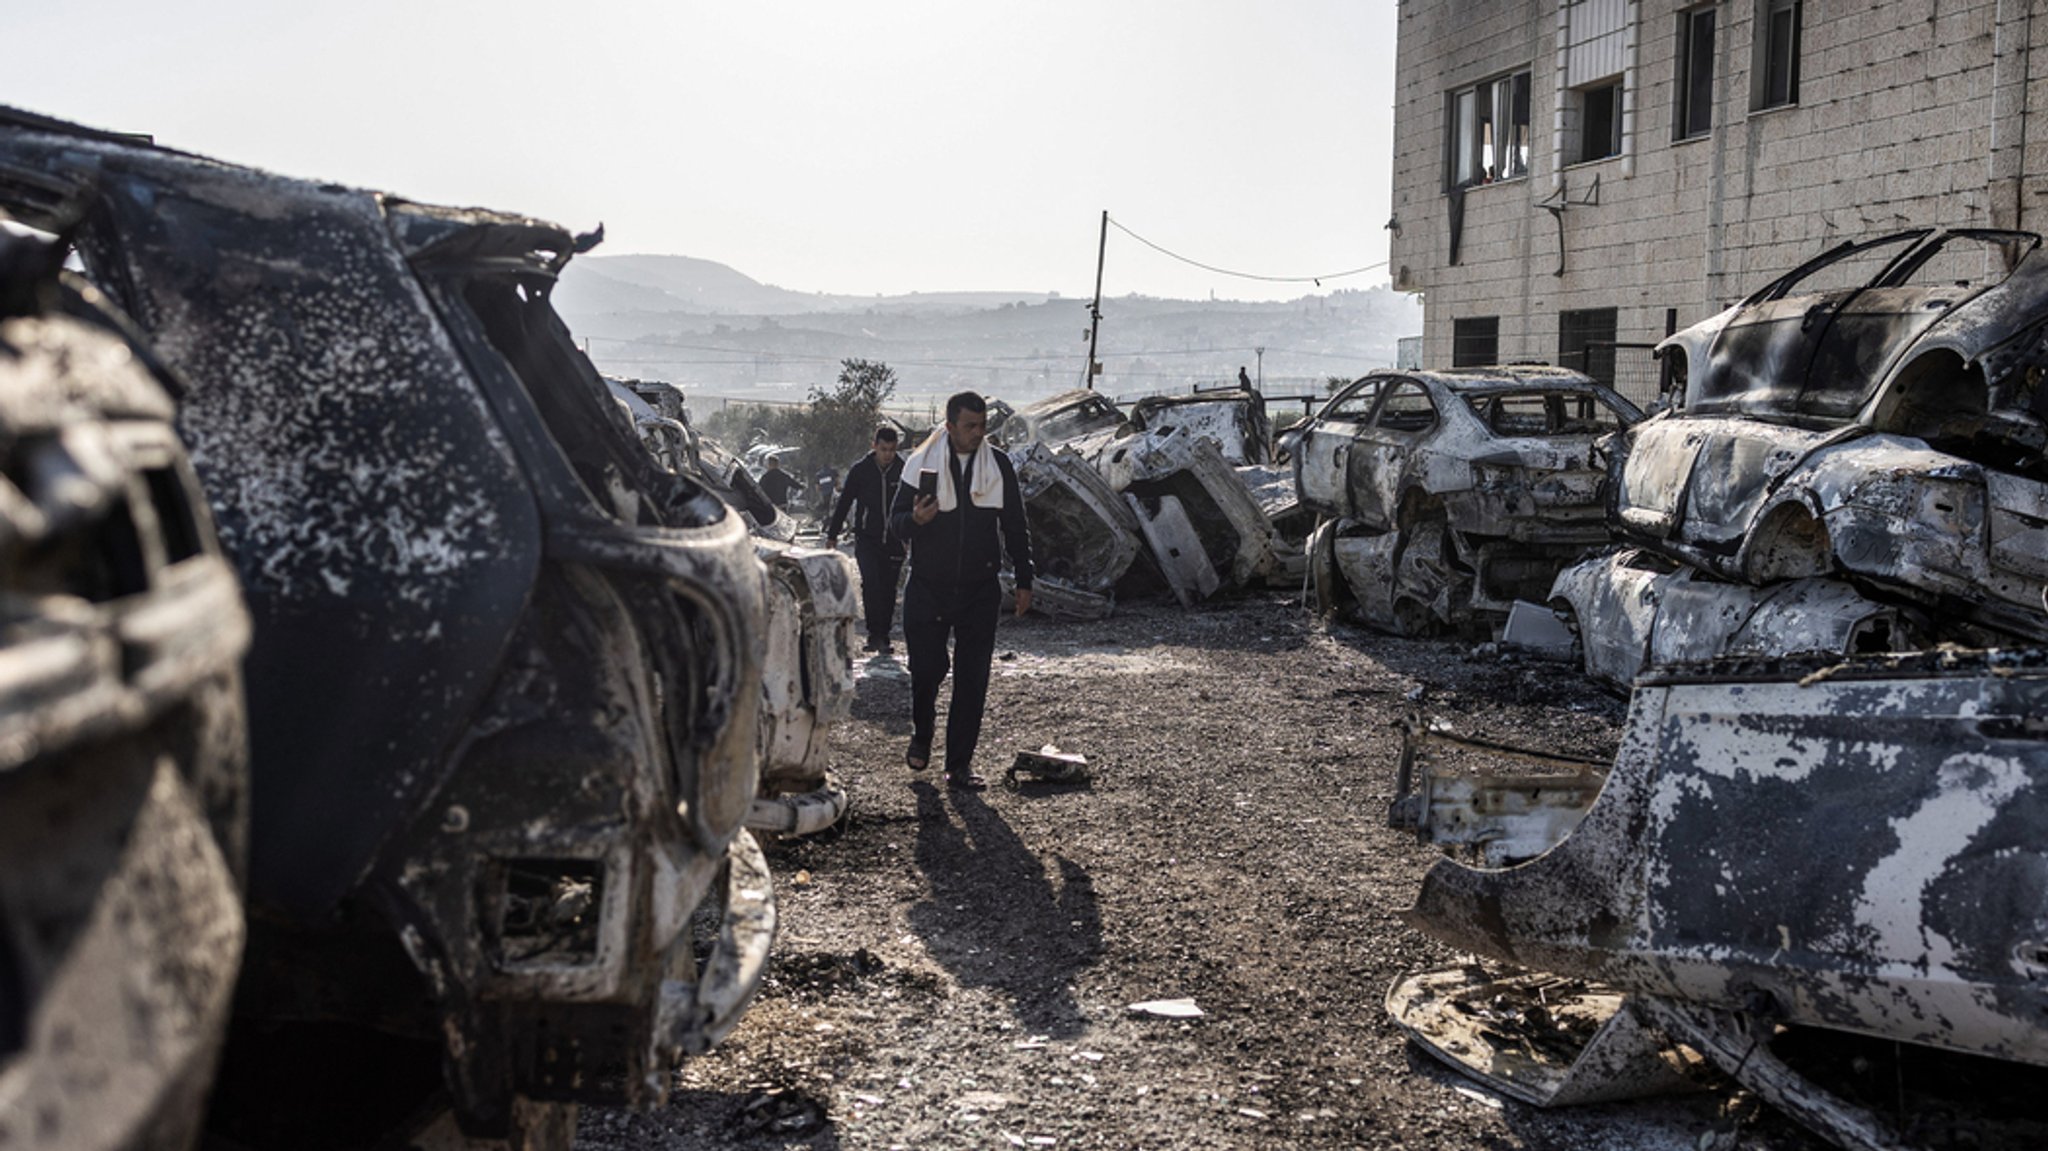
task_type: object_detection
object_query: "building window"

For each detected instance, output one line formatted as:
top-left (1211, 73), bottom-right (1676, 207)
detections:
top-left (1572, 82), bottom-right (1623, 164)
top-left (1559, 308), bottom-right (1619, 389)
top-left (1675, 6), bottom-right (1715, 139)
top-left (1446, 71), bottom-right (1531, 188)
top-left (1753, 0), bottom-right (1800, 110)
top-left (1453, 317), bottom-right (1500, 367)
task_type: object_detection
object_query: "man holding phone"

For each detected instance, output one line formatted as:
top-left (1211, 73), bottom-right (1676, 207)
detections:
top-left (890, 391), bottom-right (1035, 790)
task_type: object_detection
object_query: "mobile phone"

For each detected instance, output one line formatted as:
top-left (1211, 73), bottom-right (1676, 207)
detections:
top-left (918, 468), bottom-right (938, 499)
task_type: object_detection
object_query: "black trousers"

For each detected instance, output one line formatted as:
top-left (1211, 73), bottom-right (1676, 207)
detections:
top-left (853, 536), bottom-right (905, 645)
top-left (903, 576), bottom-right (1002, 774)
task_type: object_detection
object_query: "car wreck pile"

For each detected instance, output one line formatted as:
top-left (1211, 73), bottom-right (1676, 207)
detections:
top-left (1382, 229), bottom-right (2048, 1151)
top-left (985, 387), bottom-right (1300, 618)
top-left (0, 108), bottom-right (809, 1150)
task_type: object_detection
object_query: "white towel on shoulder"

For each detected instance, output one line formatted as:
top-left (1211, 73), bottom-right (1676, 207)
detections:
top-left (901, 427), bottom-right (1003, 511)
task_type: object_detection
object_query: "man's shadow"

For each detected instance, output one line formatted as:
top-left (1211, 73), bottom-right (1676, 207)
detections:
top-left (907, 781), bottom-right (1103, 1038)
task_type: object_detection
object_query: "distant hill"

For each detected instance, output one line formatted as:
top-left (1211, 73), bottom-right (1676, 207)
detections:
top-left (553, 252), bottom-right (1420, 409)
top-left (557, 254), bottom-right (1065, 318)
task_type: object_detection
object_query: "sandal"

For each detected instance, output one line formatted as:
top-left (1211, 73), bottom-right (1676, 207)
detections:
top-left (905, 740), bottom-right (931, 772)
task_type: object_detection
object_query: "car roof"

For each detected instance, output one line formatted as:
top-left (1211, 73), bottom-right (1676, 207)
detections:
top-left (1352, 365), bottom-right (1605, 393)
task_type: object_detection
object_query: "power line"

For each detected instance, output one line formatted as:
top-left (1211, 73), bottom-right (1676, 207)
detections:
top-left (1106, 216), bottom-right (1387, 285)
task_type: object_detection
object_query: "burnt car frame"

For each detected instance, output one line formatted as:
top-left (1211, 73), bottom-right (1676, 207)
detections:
top-left (0, 242), bottom-right (252, 1151)
top-left (0, 108), bottom-right (775, 1145)
top-left (1615, 227), bottom-right (2048, 641)
top-left (1294, 366), bottom-right (1641, 629)
top-left (1395, 648), bottom-right (2048, 1150)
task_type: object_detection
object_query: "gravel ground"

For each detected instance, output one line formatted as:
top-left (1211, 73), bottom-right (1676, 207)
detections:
top-left (579, 591), bottom-right (1828, 1151)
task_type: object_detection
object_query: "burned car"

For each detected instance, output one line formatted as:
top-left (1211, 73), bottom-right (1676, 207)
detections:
top-left (1124, 387), bottom-right (1274, 465)
top-left (0, 236), bottom-right (252, 1151)
top-left (0, 108), bottom-right (774, 1147)
top-left (1614, 228), bottom-right (2048, 642)
top-left (1392, 649), bottom-right (2048, 1150)
top-left (1546, 547), bottom-right (1927, 689)
top-left (1294, 366), bottom-right (1641, 632)
top-left (992, 388), bottom-right (1128, 449)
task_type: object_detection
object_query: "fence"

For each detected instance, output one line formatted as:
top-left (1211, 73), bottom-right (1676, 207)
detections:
top-left (1557, 341), bottom-right (1666, 409)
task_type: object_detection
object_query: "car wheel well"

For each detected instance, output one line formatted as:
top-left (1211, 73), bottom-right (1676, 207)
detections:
top-left (1871, 350), bottom-right (1984, 439)
top-left (1743, 502), bottom-right (1834, 583)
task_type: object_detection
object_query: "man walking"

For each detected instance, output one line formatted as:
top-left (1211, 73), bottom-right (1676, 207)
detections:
top-left (759, 455), bottom-right (799, 509)
top-left (825, 426), bottom-right (907, 655)
top-left (891, 392), bottom-right (1034, 790)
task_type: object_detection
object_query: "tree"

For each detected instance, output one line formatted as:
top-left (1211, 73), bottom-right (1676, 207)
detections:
top-left (802, 358), bottom-right (899, 471)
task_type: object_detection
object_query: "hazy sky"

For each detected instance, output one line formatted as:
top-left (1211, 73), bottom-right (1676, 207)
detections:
top-left (12, 1), bottom-right (1397, 303)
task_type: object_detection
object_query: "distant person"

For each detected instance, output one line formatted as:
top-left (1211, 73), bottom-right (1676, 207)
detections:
top-left (1238, 365), bottom-right (1253, 390)
top-left (891, 392), bottom-right (1035, 790)
top-left (814, 465), bottom-right (839, 516)
top-left (759, 455), bottom-right (798, 509)
top-left (825, 427), bottom-right (906, 655)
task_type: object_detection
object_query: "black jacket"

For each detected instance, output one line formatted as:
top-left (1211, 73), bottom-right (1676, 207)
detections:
top-left (889, 447), bottom-right (1034, 591)
top-left (825, 451), bottom-right (905, 550)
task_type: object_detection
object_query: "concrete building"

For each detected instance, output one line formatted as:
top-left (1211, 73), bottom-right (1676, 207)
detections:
top-left (1387, 0), bottom-right (2048, 406)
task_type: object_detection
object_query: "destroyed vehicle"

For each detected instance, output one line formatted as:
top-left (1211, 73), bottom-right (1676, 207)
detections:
top-left (1124, 387), bottom-right (1275, 465)
top-left (1294, 366), bottom-right (1641, 631)
top-left (992, 388), bottom-right (1128, 447)
top-left (1008, 440), bottom-right (1146, 619)
top-left (1547, 547), bottom-right (1928, 689)
top-left (1614, 228), bottom-right (2048, 640)
top-left (608, 376), bottom-right (787, 533)
top-left (603, 383), bottom-right (856, 836)
top-left (1394, 648), bottom-right (2048, 1151)
top-left (0, 108), bottom-right (774, 1148)
top-left (1094, 425), bottom-right (1279, 607)
top-left (0, 237), bottom-right (252, 1151)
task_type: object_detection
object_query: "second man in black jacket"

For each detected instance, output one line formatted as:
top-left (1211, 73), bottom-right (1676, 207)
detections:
top-left (825, 425), bottom-right (907, 654)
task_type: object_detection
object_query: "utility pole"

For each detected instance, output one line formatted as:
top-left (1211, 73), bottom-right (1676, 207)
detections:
top-left (1255, 346), bottom-right (1265, 390)
top-left (1084, 210), bottom-right (1107, 390)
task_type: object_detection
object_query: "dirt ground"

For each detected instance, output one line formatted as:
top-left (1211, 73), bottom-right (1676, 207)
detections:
top-left (579, 591), bottom-right (1829, 1151)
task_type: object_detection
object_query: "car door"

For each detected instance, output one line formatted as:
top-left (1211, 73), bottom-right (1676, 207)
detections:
top-left (1349, 379), bottom-right (1441, 529)
top-left (1294, 377), bottom-right (1383, 519)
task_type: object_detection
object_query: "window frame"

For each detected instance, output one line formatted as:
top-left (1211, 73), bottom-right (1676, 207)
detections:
top-left (1571, 81), bottom-right (1624, 165)
top-left (1443, 69), bottom-right (1532, 190)
top-left (1452, 317), bottom-right (1501, 368)
top-left (1752, 0), bottom-right (1801, 111)
top-left (1675, 6), bottom-right (1716, 140)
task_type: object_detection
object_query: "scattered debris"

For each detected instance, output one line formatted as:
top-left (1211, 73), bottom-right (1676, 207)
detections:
top-left (1128, 999), bottom-right (1206, 1019)
top-left (1006, 744), bottom-right (1092, 791)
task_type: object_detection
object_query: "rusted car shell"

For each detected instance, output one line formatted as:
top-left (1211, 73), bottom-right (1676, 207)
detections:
top-left (996, 388), bottom-right (1127, 448)
top-left (1405, 649), bottom-right (2048, 1069)
top-left (1548, 548), bottom-right (1928, 689)
top-left (0, 265), bottom-right (253, 1151)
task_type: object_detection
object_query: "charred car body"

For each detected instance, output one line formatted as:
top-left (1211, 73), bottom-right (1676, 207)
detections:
top-left (1295, 366), bottom-right (1641, 633)
top-left (0, 236), bottom-right (252, 1151)
top-left (1393, 650), bottom-right (2048, 1150)
top-left (608, 376), bottom-right (857, 835)
top-left (1613, 228), bottom-right (2048, 642)
top-left (1123, 387), bottom-right (1274, 465)
top-left (0, 109), bottom-right (774, 1146)
top-left (1547, 547), bottom-right (1927, 690)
